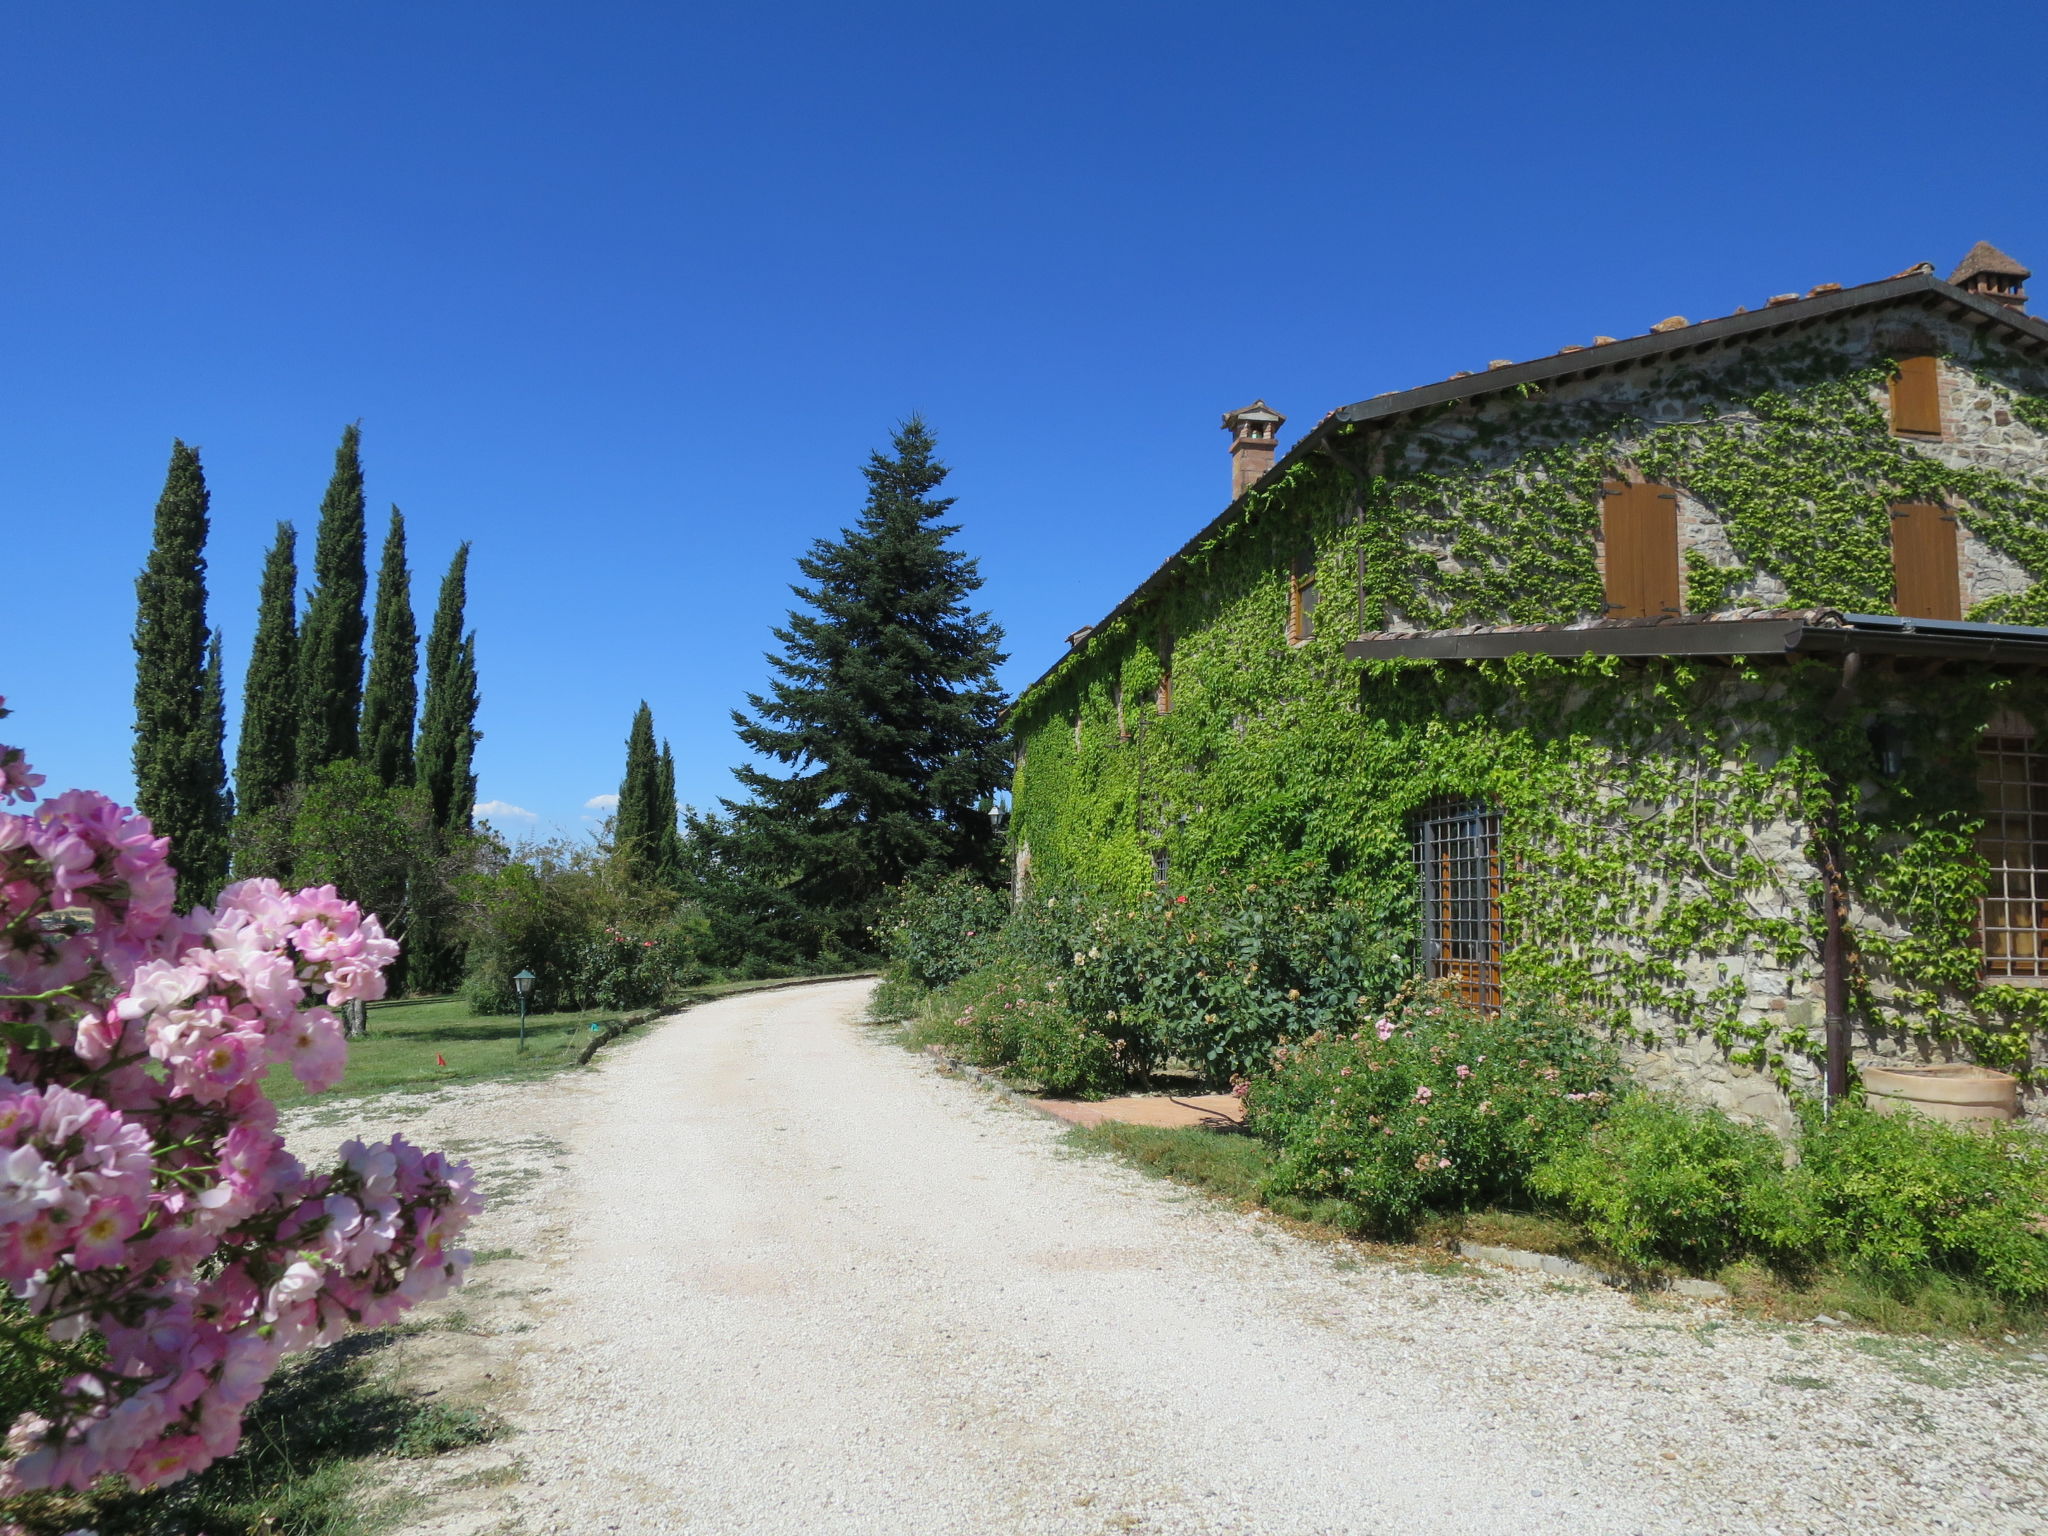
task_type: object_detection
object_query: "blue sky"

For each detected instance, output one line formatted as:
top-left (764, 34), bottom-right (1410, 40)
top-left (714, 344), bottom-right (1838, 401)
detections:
top-left (5, 2), bottom-right (2044, 839)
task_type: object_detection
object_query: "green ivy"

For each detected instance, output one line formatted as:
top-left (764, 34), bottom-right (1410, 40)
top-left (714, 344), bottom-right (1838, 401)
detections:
top-left (1012, 353), bottom-right (2048, 1079)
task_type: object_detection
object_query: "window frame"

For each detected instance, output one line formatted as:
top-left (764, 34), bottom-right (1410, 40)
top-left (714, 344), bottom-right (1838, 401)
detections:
top-left (1413, 796), bottom-right (1504, 1013)
top-left (1977, 728), bottom-right (2048, 986)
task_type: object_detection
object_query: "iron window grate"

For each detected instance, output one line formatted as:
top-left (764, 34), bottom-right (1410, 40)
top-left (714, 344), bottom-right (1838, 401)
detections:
top-left (1413, 796), bottom-right (1503, 1012)
top-left (1978, 734), bottom-right (2048, 980)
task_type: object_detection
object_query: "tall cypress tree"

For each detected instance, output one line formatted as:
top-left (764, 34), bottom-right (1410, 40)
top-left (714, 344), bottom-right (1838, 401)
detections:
top-left (235, 522), bottom-right (299, 814)
top-left (296, 424), bottom-right (368, 775)
top-left (132, 440), bottom-right (232, 905)
top-left (417, 543), bottom-right (480, 833)
top-left (720, 416), bottom-right (1009, 954)
top-left (361, 506), bottom-right (419, 787)
top-left (614, 703), bottom-right (661, 880)
top-left (655, 740), bottom-right (684, 887)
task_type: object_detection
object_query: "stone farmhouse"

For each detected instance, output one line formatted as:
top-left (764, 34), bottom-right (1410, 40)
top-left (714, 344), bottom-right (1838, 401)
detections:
top-left (1008, 243), bottom-right (2048, 1129)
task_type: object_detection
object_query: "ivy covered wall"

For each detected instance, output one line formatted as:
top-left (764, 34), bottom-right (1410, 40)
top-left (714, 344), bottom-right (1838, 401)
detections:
top-left (1011, 307), bottom-right (2048, 1108)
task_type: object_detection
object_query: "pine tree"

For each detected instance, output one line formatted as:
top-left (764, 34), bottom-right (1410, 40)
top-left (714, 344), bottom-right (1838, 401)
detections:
top-left (417, 543), bottom-right (480, 833)
top-left (296, 425), bottom-right (368, 775)
top-left (132, 440), bottom-right (232, 906)
top-left (720, 417), bottom-right (1009, 955)
top-left (613, 703), bottom-right (662, 882)
top-left (361, 507), bottom-right (419, 787)
top-left (235, 523), bottom-right (299, 814)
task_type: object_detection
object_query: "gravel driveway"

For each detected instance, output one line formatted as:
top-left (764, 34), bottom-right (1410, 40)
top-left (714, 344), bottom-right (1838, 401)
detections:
top-left (285, 979), bottom-right (2048, 1535)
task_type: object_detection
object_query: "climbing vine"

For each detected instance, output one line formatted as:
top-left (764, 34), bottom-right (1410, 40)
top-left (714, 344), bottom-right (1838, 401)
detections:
top-left (1012, 343), bottom-right (2048, 1080)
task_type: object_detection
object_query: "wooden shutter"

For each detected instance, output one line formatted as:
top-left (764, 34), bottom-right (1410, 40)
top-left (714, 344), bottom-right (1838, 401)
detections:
top-left (1890, 502), bottom-right (1961, 620)
top-left (1890, 357), bottom-right (1942, 436)
top-left (1600, 480), bottom-right (1682, 618)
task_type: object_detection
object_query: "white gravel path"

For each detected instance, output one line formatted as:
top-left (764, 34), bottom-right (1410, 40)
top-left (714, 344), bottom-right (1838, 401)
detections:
top-left (285, 979), bottom-right (2048, 1535)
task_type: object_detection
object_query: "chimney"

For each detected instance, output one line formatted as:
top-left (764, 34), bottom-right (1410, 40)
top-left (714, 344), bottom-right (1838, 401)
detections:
top-left (1948, 241), bottom-right (2030, 311)
top-left (1221, 400), bottom-right (1286, 499)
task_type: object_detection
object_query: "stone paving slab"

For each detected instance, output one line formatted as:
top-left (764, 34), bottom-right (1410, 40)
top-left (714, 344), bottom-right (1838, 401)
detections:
top-left (1030, 1092), bottom-right (1245, 1129)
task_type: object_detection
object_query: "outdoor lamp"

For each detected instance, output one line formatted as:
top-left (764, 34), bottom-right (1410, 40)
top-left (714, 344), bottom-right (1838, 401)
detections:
top-left (1866, 721), bottom-right (1909, 779)
top-left (513, 969), bottom-right (537, 1051)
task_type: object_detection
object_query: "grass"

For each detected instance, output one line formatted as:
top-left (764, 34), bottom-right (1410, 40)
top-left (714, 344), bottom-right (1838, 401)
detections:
top-left (0, 1328), bottom-right (505, 1536)
top-left (1063, 1121), bottom-right (2048, 1342)
top-left (266, 974), bottom-right (867, 1107)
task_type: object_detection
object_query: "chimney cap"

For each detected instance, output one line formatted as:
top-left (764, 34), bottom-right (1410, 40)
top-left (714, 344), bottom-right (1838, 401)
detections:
top-left (1221, 399), bottom-right (1285, 431)
top-left (1950, 241), bottom-right (2030, 285)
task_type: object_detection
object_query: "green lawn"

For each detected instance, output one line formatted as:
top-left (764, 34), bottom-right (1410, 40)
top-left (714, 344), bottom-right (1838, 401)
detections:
top-left (265, 976), bottom-right (867, 1107)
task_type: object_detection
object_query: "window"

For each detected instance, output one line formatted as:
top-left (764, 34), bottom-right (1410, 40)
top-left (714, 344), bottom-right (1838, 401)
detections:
top-left (1414, 797), bottom-right (1503, 1011)
top-left (1890, 502), bottom-right (1961, 620)
top-left (1151, 849), bottom-right (1171, 889)
top-left (1289, 549), bottom-right (1319, 643)
top-left (1979, 731), bottom-right (2048, 983)
top-left (1890, 356), bottom-right (1943, 437)
top-left (1600, 480), bottom-right (1681, 619)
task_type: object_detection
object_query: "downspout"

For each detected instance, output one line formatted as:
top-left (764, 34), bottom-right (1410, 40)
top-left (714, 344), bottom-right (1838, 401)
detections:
top-left (1819, 649), bottom-right (1860, 1110)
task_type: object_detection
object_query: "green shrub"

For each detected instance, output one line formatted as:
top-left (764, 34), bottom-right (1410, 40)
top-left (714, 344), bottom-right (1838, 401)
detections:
top-left (909, 955), bottom-right (1129, 1097)
top-left (879, 872), bottom-right (1010, 990)
top-left (1530, 1094), bottom-right (1802, 1272)
top-left (1794, 1104), bottom-right (2048, 1302)
top-left (1246, 993), bottom-right (1616, 1236)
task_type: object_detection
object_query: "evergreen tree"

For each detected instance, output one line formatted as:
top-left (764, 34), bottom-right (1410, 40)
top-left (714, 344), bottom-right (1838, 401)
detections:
top-left (655, 740), bottom-right (685, 887)
top-left (417, 543), bottom-right (480, 833)
top-left (719, 417), bottom-right (1009, 955)
top-left (296, 425), bottom-right (368, 775)
top-left (132, 440), bottom-right (232, 905)
top-left (235, 523), bottom-right (299, 815)
top-left (613, 703), bottom-right (662, 883)
top-left (361, 507), bottom-right (419, 787)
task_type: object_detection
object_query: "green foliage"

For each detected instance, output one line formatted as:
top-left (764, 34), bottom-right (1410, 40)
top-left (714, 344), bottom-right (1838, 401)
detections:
top-left (878, 871), bottom-right (1009, 989)
top-left (1793, 1105), bottom-right (2048, 1302)
top-left (457, 833), bottom-right (708, 1015)
top-left (132, 439), bottom-right (232, 906)
top-left (296, 425), bottom-right (369, 777)
top-left (716, 417), bottom-right (1010, 959)
top-left (1530, 1093), bottom-right (1803, 1271)
top-left (1246, 992), bottom-right (1617, 1237)
top-left (1011, 351), bottom-right (2048, 1078)
top-left (908, 953), bottom-right (1126, 1097)
top-left (234, 522), bottom-right (300, 817)
top-left (613, 702), bottom-right (681, 888)
top-left (416, 542), bottom-right (479, 834)
top-left (360, 506), bottom-right (419, 788)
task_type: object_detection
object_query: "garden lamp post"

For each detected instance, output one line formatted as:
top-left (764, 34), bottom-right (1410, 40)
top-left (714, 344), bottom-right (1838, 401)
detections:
top-left (513, 969), bottom-right (536, 1053)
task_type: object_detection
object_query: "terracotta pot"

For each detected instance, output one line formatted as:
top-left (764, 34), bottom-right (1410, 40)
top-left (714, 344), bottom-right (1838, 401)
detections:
top-left (1862, 1063), bottom-right (2019, 1125)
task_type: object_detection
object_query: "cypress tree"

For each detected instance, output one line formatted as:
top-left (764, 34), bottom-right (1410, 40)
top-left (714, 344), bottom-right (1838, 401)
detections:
top-left (614, 703), bottom-right (661, 881)
top-left (721, 417), bottom-right (1009, 954)
top-left (132, 440), bottom-right (232, 905)
top-left (417, 543), bottom-right (480, 833)
top-left (235, 523), bottom-right (299, 813)
top-left (296, 424), bottom-right (368, 775)
top-left (655, 740), bottom-right (684, 887)
top-left (361, 507), bottom-right (419, 787)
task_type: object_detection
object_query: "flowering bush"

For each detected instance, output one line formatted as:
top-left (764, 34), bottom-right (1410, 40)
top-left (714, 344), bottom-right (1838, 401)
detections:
top-left (0, 699), bottom-right (477, 1496)
top-left (879, 873), bottom-right (1010, 992)
top-left (1246, 992), bottom-right (1616, 1236)
top-left (913, 955), bottom-right (1126, 1097)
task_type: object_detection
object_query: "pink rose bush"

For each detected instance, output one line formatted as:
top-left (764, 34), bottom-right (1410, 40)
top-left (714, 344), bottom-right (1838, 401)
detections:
top-left (0, 699), bottom-right (478, 1494)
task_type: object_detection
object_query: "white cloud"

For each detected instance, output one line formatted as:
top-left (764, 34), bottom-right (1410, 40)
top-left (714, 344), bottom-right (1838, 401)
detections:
top-left (583, 793), bottom-right (619, 811)
top-left (474, 800), bottom-right (539, 825)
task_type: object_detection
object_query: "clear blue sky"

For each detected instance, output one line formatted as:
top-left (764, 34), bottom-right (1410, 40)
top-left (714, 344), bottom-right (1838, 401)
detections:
top-left (6, 2), bottom-right (2043, 838)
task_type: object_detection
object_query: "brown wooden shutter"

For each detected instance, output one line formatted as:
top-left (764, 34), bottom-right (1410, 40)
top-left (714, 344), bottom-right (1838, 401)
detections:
top-left (1600, 480), bottom-right (1682, 618)
top-left (1890, 502), bottom-right (1962, 619)
top-left (1890, 356), bottom-right (1942, 436)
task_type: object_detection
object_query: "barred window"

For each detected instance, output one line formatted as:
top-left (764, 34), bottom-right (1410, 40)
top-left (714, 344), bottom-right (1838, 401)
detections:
top-left (1979, 733), bottom-right (2048, 982)
top-left (1414, 797), bottom-right (1503, 1012)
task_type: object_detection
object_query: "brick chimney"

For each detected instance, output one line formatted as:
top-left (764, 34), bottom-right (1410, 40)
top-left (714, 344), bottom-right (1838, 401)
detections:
top-left (1222, 400), bottom-right (1286, 499)
top-left (1949, 241), bottom-right (2030, 311)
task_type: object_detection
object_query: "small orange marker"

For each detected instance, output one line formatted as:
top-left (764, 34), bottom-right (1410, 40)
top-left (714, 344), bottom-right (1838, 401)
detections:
top-left (435, 1054), bottom-right (447, 1067)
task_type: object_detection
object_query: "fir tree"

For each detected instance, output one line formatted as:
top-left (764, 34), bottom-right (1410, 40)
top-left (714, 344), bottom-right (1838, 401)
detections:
top-left (720, 417), bottom-right (1009, 955)
top-left (296, 425), bottom-right (368, 775)
top-left (235, 523), bottom-right (299, 814)
top-left (361, 507), bottom-right (419, 787)
top-left (132, 440), bottom-right (232, 905)
top-left (417, 543), bottom-right (479, 833)
top-left (613, 703), bottom-right (662, 883)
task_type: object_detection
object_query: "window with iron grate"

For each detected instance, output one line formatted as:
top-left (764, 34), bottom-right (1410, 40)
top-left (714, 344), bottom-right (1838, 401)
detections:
top-left (1413, 797), bottom-right (1503, 1012)
top-left (1978, 733), bottom-right (2048, 983)
top-left (1288, 549), bottom-right (1319, 643)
